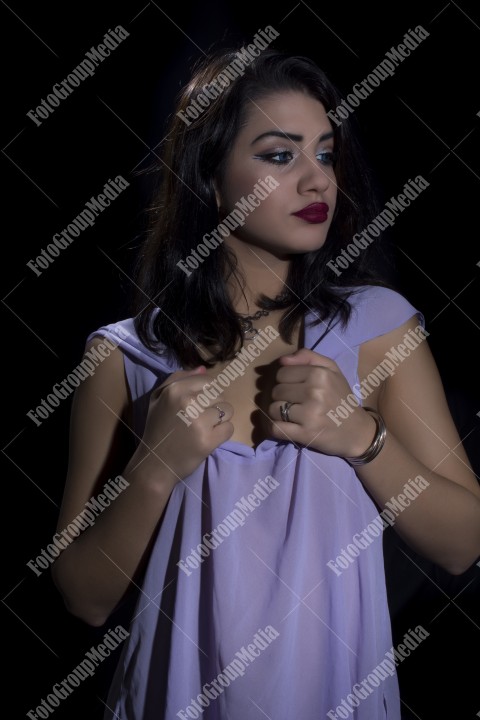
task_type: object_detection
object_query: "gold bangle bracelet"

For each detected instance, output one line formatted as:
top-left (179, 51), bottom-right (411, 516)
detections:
top-left (346, 407), bottom-right (387, 467)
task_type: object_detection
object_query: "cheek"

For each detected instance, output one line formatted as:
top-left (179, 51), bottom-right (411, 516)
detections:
top-left (223, 173), bottom-right (257, 210)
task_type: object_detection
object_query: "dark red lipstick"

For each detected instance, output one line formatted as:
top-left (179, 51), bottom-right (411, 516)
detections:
top-left (292, 202), bottom-right (329, 223)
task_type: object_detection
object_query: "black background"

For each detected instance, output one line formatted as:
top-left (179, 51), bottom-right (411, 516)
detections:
top-left (2, 1), bottom-right (479, 718)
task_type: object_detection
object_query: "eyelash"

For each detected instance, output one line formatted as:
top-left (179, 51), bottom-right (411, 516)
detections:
top-left (254, 149), bottom-right (336, 166)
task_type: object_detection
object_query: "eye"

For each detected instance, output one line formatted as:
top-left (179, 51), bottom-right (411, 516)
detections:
top-left (317, 150), bottom-right (336, 166)
top-left (254, 150), bottom-right (294, 165)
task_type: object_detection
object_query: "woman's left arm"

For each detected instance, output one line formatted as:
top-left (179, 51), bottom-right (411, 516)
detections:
top-left (355, 316), bottom-right (480, 575)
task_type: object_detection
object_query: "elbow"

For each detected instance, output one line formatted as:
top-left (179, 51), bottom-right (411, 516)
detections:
top-left (76, 611), bottom-right (109, 628)
top-left (440, 550), bottom-right (480, 577)
top-left (61, 594), bottom-right (110, 627)
top-left (444, 561), bottom-right (477, 576)
top-left (66, 599), bottom-right (109, 627)
top-left (51, 566), bottom-right (109, 627)
top-left (444, 565), bottom-right (470, 577)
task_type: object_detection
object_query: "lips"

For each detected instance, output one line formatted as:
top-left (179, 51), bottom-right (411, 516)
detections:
top-left (292, 202), bottom-right (329, 223)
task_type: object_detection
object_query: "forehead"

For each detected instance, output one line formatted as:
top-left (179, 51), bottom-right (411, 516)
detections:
top-left (238, 90), bottom-right (331, 137)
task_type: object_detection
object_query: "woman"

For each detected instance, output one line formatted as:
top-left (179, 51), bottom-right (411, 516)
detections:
top-left (52, 47), bottom-right (480, 719)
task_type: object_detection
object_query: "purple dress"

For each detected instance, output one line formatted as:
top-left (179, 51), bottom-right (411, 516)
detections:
top-left (87, 285), bottom-right (423, 720)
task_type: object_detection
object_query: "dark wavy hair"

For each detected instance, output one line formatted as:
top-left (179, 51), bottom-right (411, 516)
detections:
top-left (132, 46), bottom-right (391, 368)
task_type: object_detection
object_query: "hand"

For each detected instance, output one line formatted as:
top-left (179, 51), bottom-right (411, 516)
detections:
top-left (267, 348), bottom-right (376, 458)
top-left (132, 366), bottom-right (234, 481)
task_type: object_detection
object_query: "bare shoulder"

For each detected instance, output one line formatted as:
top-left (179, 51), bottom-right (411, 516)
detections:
top-left (358, 317), bottom-right (480, 497)
top-left (77, 334), bottom-right (130, 409)
top-left (55, 334), bottom-right (134, 532)
top-left (357, 315), bottom-right (427, 382)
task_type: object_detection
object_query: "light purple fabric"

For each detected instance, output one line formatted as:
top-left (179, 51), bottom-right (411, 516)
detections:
top-left (87, 285), bottom-right (423, 720)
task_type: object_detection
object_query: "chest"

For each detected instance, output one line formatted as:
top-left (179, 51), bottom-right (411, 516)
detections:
top-left (207, 326), bottom-right (302, 448)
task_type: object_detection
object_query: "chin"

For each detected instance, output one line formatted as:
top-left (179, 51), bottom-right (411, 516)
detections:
top-left (240, 232), bottom-right (328, 257)
top-left (288, 236), bottom-right (328, 253)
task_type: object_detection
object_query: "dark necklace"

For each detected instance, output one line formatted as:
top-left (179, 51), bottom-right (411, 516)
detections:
top-left (236, 292), bottom-right (288, 340)
top-left (237, 309), bottom-right (271, 340)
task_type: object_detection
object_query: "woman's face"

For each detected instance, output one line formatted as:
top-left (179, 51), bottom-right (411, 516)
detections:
top-left (215, 90), bottom-right (337, 258)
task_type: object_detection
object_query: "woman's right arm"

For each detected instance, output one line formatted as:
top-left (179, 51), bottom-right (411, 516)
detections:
top-left (52, 337), bottom-right (233, 627)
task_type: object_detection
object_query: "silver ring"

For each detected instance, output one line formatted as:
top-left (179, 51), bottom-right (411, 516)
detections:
top-left (214, 405), bottom-right (225, 426)
top-left (280, 401), bottom-right (293, 423)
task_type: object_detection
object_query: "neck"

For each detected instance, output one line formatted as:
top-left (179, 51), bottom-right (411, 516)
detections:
top-left (223, 235), bottom-right (291, 314)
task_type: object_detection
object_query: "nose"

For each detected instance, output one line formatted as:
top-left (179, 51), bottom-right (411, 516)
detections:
top-left (296, 150), bottom-right (332, 195)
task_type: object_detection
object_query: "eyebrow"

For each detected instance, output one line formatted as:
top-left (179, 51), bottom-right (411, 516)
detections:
top-left (251, 130), bottom-right (334, 145)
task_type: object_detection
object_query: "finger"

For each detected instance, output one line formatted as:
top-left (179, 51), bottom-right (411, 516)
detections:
top-left (153, 366), bottom-right (208, 397)
top-left (267, 411), bottom-right (304, 445)
top-left (279, 349), bottom-right (339, 370)
top-left (270, 400), bottom-right (302, 426)
top-left (212, 419), bottom-right (234, 441)
top-left (209, 402), bottom-right (233, 428)
top-left (275, 364), bottom-right (311, 384)
top-left (275, 363), bottom-right (336, 385)
top-left (271, 383), bottom-right (307, 403)
top-left (168, 366), bottom-right (207, 382)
